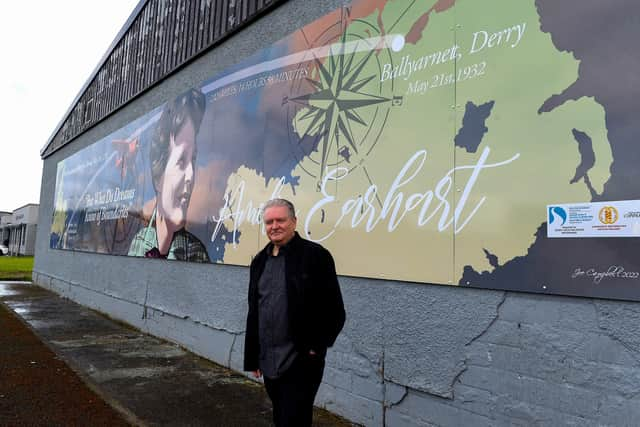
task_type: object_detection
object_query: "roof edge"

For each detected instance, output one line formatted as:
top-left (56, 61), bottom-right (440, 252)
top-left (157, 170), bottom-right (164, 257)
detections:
top-left (40, 0), bottom-right (149, 158)
top-left (13, 203), bottom-right (40, 212)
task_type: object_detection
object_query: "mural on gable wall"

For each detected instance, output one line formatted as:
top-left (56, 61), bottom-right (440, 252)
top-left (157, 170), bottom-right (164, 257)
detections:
top-left (50, 0), bottom-right (640, 301)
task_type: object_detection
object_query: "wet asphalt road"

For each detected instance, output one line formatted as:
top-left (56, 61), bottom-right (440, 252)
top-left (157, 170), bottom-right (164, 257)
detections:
top-left (0, 281), bottom-right (355, 426)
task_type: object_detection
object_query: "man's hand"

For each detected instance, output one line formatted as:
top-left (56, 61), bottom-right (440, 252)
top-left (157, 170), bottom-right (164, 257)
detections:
top-left (252, 369), bottom-right (262, 378)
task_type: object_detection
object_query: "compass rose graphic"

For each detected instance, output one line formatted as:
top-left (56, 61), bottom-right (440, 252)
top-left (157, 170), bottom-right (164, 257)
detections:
top-left (288, 38), bottom-right (392, 180)
top-left (284, 10), bottom-right (400, 186)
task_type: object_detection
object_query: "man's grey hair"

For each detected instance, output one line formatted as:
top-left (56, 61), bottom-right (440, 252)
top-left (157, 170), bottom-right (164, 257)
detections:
top-left (263, 198), bottom-right (296, 219)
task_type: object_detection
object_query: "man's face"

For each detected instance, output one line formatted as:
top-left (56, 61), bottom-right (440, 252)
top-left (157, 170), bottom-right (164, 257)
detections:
top-left (157, 118), bottom-right (196, 230)
top-left (264, 205), bottom-right (296, 247)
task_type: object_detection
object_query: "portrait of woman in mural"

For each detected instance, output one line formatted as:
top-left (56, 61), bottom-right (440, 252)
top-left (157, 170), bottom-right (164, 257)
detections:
top-left (128, 88), bottom-right (210, 262)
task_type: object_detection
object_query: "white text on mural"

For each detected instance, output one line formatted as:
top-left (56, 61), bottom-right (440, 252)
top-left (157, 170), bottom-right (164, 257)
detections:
top-left (209, 147), bottom-right (519, 245)
top-left (304, 146), bottom-right (520, 242)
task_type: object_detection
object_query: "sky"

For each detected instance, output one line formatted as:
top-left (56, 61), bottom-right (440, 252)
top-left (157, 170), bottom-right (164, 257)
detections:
top-left (0, 0), bottom-right (140, 212)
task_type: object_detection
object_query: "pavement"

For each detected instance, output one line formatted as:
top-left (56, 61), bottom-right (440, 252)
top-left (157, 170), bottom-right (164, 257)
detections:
top-left (0, 281), bottom-right (355, 426)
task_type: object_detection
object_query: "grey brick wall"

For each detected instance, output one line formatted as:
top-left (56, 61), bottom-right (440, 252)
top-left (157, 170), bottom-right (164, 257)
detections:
top-left (34, 0), bottom-right (640, 425)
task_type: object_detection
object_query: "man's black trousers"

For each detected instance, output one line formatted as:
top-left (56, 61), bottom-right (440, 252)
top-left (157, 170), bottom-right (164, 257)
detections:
top-left (263, 353), bottom-right (325, 427)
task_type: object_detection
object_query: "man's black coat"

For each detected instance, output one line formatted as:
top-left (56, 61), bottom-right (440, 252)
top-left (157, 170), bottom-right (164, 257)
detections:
top-left (244, 232), bottom-right (346, 371)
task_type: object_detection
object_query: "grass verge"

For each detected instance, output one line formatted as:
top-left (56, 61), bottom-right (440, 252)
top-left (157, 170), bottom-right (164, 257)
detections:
top-left (0, 256), bottom-right (34, 281)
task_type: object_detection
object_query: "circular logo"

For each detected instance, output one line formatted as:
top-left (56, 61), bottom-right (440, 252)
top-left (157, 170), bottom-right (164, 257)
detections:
top-left (599, 206), bottom-right (619, 224)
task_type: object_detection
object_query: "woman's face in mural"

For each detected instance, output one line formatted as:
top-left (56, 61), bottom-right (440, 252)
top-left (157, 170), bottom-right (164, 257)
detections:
top-left (157, 118), bottom-right (196, 230)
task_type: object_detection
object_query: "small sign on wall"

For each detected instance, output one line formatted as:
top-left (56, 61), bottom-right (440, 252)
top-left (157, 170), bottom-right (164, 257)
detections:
top-left (547, 200), bottom-right (640, 238)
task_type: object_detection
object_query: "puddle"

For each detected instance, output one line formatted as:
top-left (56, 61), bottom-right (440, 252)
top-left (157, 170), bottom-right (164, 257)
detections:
top-left (0, 284), bottom-right (21, 297)
top-left (91, 366), bottom-right (176, 382)
top-left (26, 320), bottom-right (67, 329)
top-left (0, 282), bottom-right (33, 297)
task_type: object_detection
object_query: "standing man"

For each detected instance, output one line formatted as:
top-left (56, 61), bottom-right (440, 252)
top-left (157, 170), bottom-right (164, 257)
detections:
top-left (244, 198), bottom-right (345, 427)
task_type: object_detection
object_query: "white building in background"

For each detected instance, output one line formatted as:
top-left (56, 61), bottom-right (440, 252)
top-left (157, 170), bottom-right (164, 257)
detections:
top-left (0, 204), bottom-right (39, 256)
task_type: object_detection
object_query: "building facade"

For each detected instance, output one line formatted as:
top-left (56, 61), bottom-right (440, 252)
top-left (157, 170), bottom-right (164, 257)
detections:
top-left (1, 204), bottom-right (39, 256)
top-left (0, 212), bottom-right (10, 249)
top-left (34, 1), bottom-right (640, 425)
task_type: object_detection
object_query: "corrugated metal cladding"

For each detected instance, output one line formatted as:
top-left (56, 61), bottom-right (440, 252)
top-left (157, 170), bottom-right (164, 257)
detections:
top-left (42, 0), bottom-right (286, 159)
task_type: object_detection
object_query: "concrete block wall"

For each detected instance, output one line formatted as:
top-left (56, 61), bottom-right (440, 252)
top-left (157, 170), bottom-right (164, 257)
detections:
top-left (381, 293), bottom-right (640, 426)
top-left (34, 257), bottom-right (640, 426)
top-left (33, 0), bottom-right (640, 425)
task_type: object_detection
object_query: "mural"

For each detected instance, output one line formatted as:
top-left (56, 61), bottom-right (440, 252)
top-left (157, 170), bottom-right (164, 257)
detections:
top-left (51, 0), bottom-right (640, 301)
